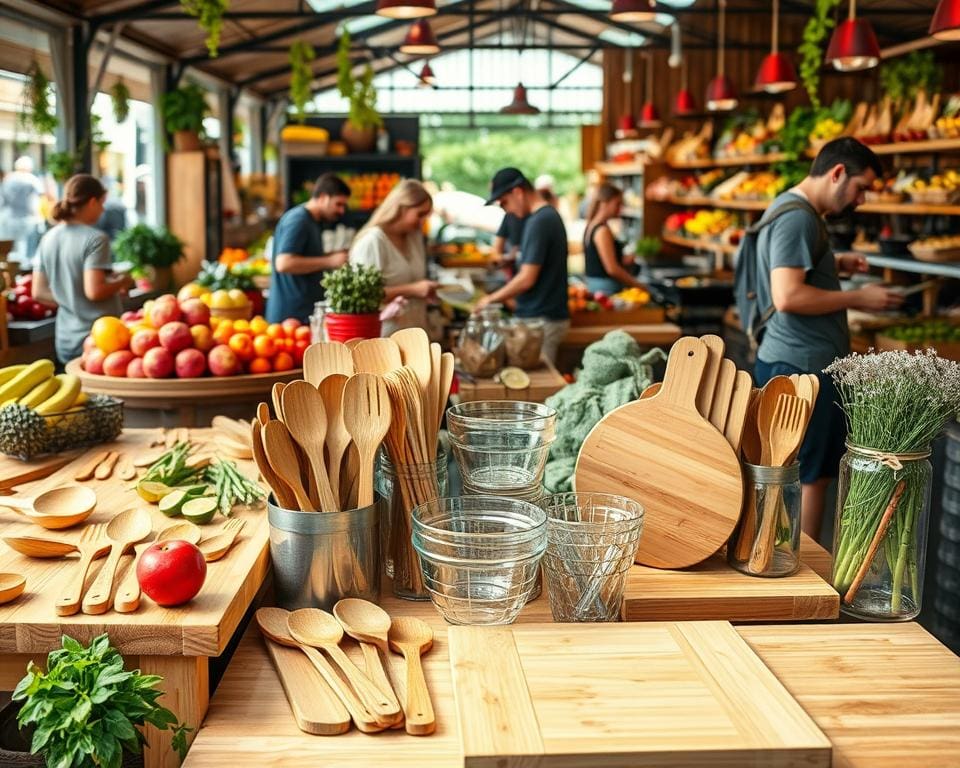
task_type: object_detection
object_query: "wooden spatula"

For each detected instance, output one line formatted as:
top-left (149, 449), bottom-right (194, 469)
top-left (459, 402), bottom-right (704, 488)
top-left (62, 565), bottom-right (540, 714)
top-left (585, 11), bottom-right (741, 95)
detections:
top-left (757, 376), bottom-right (795, 465)
top-left (251, 420), bottom-right (298, 509)
top-left (282, 381), bottom-right (340, 512)
top-left (342, 373), bottom-right (392, 508)
top-left (317, 374), bottom-right (352, 498)
top-left (436, 351), bottom-right (455, 436)
top-left (272, 382), bottom-right (287, 421)
top-left (708, 359), bottom-right (736, 435)
top-left (393, 328), bottom-right (434, 443)
top-left (696, 334), bottom-right (725, 419)
top-left (724, 370), bottom-right (753, 455)
top-left (351, 338), bottom-right (402, 375)
top-left (262, 421), bottom-right (317, 512)
top-left (304, 342), bottom-right (354, 385)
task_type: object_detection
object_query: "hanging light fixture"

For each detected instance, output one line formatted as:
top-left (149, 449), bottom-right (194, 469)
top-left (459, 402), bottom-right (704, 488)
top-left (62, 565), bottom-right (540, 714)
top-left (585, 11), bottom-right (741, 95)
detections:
top-left (825, 0), bottom-right (880, 71)
top-left (375, 0), bottom-right (436, 19)
top-left (755, 0), bottom-right (797, 93)
top-left (418, 62), bottom-right (436, 87)
top-left (706, 0), bottom-right (737, 111)
top-left (501, 83), bottom-right (540, 115)
top-left (611, 0), bottom-right (657, 22)
top-left (400, 19), bottom-right (439, 54)
top-left (930, 0), bottom-right (960, 40)
top-left (639, 54), bottom-right (661, 128)
top-left (674, 59), bottom-right (697, 116)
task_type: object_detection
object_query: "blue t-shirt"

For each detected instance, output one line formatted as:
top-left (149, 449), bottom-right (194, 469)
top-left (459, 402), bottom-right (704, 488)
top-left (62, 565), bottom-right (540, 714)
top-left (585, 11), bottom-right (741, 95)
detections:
top-left (516, 205), bottom-right (569, 320)
top-left (496, 213), bottom-right (526, 249)
top-left (265, 205), bottom-right (337, 323)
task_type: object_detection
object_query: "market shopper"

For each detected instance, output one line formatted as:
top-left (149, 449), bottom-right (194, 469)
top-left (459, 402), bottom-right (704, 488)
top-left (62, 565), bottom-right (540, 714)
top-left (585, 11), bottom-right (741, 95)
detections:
top-left (349, 179), bottom-right (437, 336)
top-left (491, 211), bottom-right (525, 266)
top-left (476, 168), bottom-right (569, 364)
top-left (752, 137), bottom-right (903, 538)
top-left (583, 182), bottom-right (648, 296)
top-left (265, 172), bottom-right (351, 324)
top-left (0, 156), bottom-right (44, 265)
top-left (30, 175), bottom-right (133, 365)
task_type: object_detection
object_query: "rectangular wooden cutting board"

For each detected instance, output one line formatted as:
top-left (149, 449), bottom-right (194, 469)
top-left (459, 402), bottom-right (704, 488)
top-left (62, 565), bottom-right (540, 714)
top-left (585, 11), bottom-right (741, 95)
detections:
top-left (448, 621), bottom-right (831, 768)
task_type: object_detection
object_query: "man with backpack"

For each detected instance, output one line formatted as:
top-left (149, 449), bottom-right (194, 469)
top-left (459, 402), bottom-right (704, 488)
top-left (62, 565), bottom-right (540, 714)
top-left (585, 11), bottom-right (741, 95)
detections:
top-left (736, 137), bottom-right (903, 540)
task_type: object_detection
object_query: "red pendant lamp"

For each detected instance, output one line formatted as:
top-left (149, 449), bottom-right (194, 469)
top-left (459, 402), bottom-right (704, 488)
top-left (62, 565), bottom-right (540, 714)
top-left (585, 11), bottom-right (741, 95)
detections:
top-left (825, 0), bottom-right (880, 72)
top-left (611, 0), bottom-right (657, 22)
top-left (639, 54), bottom-right (661, 128)
top-left (375, 0), bottom-right (436, 19)
top-left (400, 19), bottom-right (439, 54)
top-left (419, 62), bottom-right (436, 87)
top-left (930, 0), bottom-right (960, 40)
top-left (706, 0), bottom-right (737, 111)
top-left (501, 83), bottom-right (540, 115)
top-left (755, 0), bottom-right (797, 93)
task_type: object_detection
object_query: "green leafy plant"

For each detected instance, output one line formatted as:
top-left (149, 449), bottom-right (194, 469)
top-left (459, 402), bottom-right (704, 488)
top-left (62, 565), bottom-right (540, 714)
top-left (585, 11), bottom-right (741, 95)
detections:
top-left (195, 260), bottom-right (256, 291)
top-left (181, 0), bottom-right (229, 58)
top-left (336, 30), bottom-right (382, 130)
top-left (161, 83), bottom-right (209, 138)
top-left (46, 151), bottom-right (82, 184)
top-left (289, 41), bottom-right (316, 125)
top-left (879, 52), bottom-right (943, 105)
top-left (20, 61), bottom-right (59, 136)
top-left (634, 236), bottom-right (661, 262)
top-left (91, 114), bottom-right (111, 153)
top-left (114, 224), bottom-right (184, 277)
top-left (798, 0), bottom-right (841, 110)
top-left (12, 633), bottom-right (191, 768)
top-left (110, 79), bottom-right (131, 124)
top-left (322, 263), bottom-right (385, 314)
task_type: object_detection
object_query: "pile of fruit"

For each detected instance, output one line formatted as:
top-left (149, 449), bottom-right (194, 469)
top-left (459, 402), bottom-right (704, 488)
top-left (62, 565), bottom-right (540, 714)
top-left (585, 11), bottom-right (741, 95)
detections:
top-left (0, 360), bottom-right (82, 414)
top-left (342, 172), bottom-right (403, 211)
top-left (882, 320), bottom-right (960, 344)
top-left (611, 286), bottom-right (652, 307)
top-left (680, 210), bottom-right (736, 238)
top-left (191, 261), bottom-right (265, 316)
top-left (79, 293), bottom-right (308, 378)
top-left (721, 171), bottom-right (786, 201)
top-left (568, 283), bottom-right (615, 313)
top-left (808, 116), bottom-right (845, 146)
top-left (4, 274), bottom-right (56, 322)
top-left (906, 170), bottom-right (960, 204)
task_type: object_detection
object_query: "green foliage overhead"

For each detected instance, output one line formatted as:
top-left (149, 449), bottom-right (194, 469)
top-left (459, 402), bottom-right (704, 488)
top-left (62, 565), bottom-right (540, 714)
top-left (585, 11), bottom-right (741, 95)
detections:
top-left (289, 41), bottom-right (316, 125)
top-left (161, 82), bottom-right (209, 136)
top-left (336, 30), bottom-right (382, 130)
top-left (799, 0), bottom-right (840, 110)
top-left (322, 263), bottom-right (386, 314)
top-left (181, 0), bottom-right (229, 58)
top-left (20, 61), bottom-right (58, 137)
top-left (13, 633), bottom-right (191, 768)
top-left (46, 151), bottom-right (81, 184)
top-left (110, 79), bottom-right (131, 124)
top-left (114, 224), bottom-right (185, 275)
top-left (879, 52), bottom-right (943, 104)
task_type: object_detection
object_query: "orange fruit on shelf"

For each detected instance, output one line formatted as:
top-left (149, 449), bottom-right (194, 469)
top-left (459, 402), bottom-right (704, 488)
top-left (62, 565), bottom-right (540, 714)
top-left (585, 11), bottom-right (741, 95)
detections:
top-left (293, 339), bottom-right (309, 365)
top-left (266, 323), bottom-right (284, 340)
top-left (248, 357), bottom-right (272, 374)
top-left (293, 326), bottom-right (312, 343)
top-left (228, 333), bottom-right (255, 362)
top-left (91, 316), bottom-right (131, 354)
top-left (281, 338), bottom-right (295, 352)
top-left (273, 351), bottom-right (294, 372)
top-left (249, 316), bottom-right (268, 335)
top-left (233, 319), bottom-right (250, 334)
top-left (281, 318), bottom-right (302, 336)
top-left (253, 334), bottom-right (276, 359)
top-left (213, 322), bottom-right (234, 345)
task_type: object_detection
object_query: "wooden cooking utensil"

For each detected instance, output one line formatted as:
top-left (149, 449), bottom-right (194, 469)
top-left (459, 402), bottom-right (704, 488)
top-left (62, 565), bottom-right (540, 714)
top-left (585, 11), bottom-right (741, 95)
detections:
top-left (795, 374), bottom-right (816, 409)
top-left (251, 420), bottom-right (297, 510)
top-left (351, 338), bottom-right (403, 375)
top-left (342, 373), bottom-right (392, 508)
top-left (696, 334), bottom-right (725, 418)
top-left (116, 454), bottom-right (137, 481)
top-left (333, 599), bottom-right (403, 727)
top-left (262, 421), bottom-right (317, 512)
top-left (133, 448), bottom-right (166, 468)
top-left (287, 609), bottom-right (402, 726)
top-left (789, 373), bottom-right (801, 389)
top-left (199, 518), bottom-right (245, 562)
top-left (392, 328), bottom-right (434, 437)
top-left (807, 373), bottom-right (820, 404)
top-left (55, 523), bottom-right (109, 616)
top-left (2, 535), bottom-right (79, 558)
top-left (114, 521), bottom-right (202, 613)
top-left (0, 573), bottom-right (26, 605)
top-left (253, 608), bottom-right (358, 734)
top-left (82, 508), bottom-right (152, 615)
top-left (212, 415), bottom-right (253, 447)
top-left (318, 373), bottom-right (351, 483)
top-left (94, 452), bottom-right (120, 480)
top-left (304, 342), bottom-right (354, 386)
top-left (0, 486), bottom-right (97, 530)
top-left (724, 370), bottom-right (754, 455)
top-left (344, 337), bottom-right (364, 350)
top-left (430, 343), bottom-right (443, 442)
top-left (708, 359), bottom-right (737, 435)
top-left (437, 352), bottom-right (455, 433)
top-left (256, 402), bottom-right (270, 427)
top-left (741, 388), bottom-right (763, 465)
top-left (73, 450), bottom-right (111, 481)
top-left (271, 382), bottom-right (287, 421)
top-left (757, 376), bottom-right (796, 465)
top-left (388, 616), bottom-right (436, 736)
top-left (575, 336), bottom-right (743, 569)
top-left (282, 381), bottom-right (340, 512)
top-left (639, 382), bottom-right (661, 400)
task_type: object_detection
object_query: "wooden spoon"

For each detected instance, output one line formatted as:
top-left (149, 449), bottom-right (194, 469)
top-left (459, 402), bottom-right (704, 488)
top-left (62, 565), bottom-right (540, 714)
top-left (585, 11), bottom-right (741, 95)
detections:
top-left (304, 342), bottom-right (354, 385)
top-left (388, 616), bottom-right (436, 736)
top-left (392, 328), bottom-right (433, 439)
top-left (757, 376), bottom-right (796, 465)
top-left (287, 609), bottom-right (402, 726)
top-left (81, 508), bottom-right (152, 615)
top-left (0, 573), bottom-right (26, 605)
top-left (116, 454), bottom-right (137, 481)
top-left (73, 450), bottom-right (111, 481)
top-left (351, 338), bottom-right (402, 375)
top-left (114, 521), bottom-right (202, 614)
top-left (741, 388), bottom-right (763, 465)
top-left (318, 374), bottom-right (352, 497)
top-left (437, 351), bottom-right (455, 434)
top-left (272, 382), bottom-right (287, 421)
top-left (0, 486), bottom-right (97, 530)
top-left (262, 421), bottom-right (317, 512)
top-left (333, 599), bottom-right (403, 725)
top-left (282, 381), bottom-right (340, 512)
top-left (198, 518), bottom-right (245, 562)
top-left (94, 451), bottom-right (120, 480)
top-left (342, 374), bottom-right (392, 508)
top-left (256, 402), bottom-right (270, 427)
top-left (55, 523), bottom-right (109, 616)
top-left (3, 535), bottom-right (80, 558)
top-left (251, 419), bottom-right (298, 510)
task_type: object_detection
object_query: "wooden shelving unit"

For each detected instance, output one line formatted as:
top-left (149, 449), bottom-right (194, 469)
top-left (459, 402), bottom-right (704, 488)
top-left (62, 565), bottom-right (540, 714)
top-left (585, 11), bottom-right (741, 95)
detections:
top-left (662, 233), bottom-right (737, 255)
top-left (668, 152), bottom-right (787, 170)
top-left (663, 195), bottom-right (960, 217)
top-left (595, 161), bottom-right (647, 177)
top-left (869, 137), bottom-right (960, 156)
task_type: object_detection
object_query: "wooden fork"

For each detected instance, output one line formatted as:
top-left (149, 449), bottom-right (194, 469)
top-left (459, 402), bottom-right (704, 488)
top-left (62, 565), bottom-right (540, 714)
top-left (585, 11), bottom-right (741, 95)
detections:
top-left (199, 518), bottom-right (246, 562)
top-left (55, 524), bottom-right (109, 616)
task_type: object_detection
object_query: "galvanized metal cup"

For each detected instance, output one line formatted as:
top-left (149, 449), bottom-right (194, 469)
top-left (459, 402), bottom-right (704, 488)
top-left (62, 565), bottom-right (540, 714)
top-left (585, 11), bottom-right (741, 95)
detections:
top-left (267, 494), bottom-right (381, 611)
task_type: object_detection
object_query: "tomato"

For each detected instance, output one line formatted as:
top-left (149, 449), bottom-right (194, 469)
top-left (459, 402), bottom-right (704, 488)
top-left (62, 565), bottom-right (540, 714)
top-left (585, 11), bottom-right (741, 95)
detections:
top-left (228, 333), bottom-right (255, 362)
top-left (137, 541), bottom-right (206, 607)
top-left (248, 357), bottom-right (272, 374)
top-left (249, 316), bottom-right (268, 335)
top-left (252, 334), bottom-right (276, 358)
top-left (266, 323), bottom-right (284, 340)
top-left (273, 351), bottom-right (294, 372)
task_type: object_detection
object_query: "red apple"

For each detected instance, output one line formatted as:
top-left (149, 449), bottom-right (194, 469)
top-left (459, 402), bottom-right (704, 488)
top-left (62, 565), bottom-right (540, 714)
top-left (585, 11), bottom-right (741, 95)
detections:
top-left (136, 540), bottom-right (206, 607)
top-left (190, 324), bottom-right (213, 352)
top-left (281, 318), bottom-right (302, 335)
top-left (142, 346), bottom-right (175, 378)
top-left (83, 348), bottom-right (106, 375)
top-left (180, 298), bottom-right (210, 326)
top-left (158, 321), bottom-right (192, 354)
top-left (150, 298), bottom-right (182, 329)
top-left (130, 328), bottom-right (161, 357)
top-left (175, 348), bottom-right (206, 378)
top-left (207, 344), bottom-right (240, 376)
top-left (103, 350), bottom-right (135, 377)
top-left (82, 335), bottom-right (96, 353)
top-left (121, 310), bottom-right (139, 323)
top-left (126, 357), bottom-right (145, 378)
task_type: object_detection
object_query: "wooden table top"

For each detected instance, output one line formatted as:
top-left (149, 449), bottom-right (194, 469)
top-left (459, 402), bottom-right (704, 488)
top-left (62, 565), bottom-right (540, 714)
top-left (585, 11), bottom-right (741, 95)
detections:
top-left (0, 428), bottom-right (269, 657)
top-left (562, 322), bottom-right (682, 347)
top-left (455, 359), bottom-right (567, 404)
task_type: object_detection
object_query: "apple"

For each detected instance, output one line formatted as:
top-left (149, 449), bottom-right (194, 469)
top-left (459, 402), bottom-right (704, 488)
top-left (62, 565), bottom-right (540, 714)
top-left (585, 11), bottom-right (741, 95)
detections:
top-left (103, 350), bottom-right (135, 377)
top-left (126, 356), bottom-right (145, 378)
top-left (175, 348), bottom-right (206, 378)
top-left (158, 321), bottom-right (193, 354)
top-left (130, 328), bottom-right (161, 357)
top-left (121, 310), bottom-right (139, 323)
top-left (281, 318), bottom-right (302, 335)
top-left (143, 346), bottom-right (175, 378)
top-left (136, 540), bottom-right (206, 607)
top-left (180, 298), bottom-right (210, 326)
top-left (190, 324), bottom-right (214, 352)
top-left (83, 348), bottom-right (106, 375)
top-left (150, 298), bottom-right (182, 329)
top-left (208, 344), bottom-right (240, 377)
top-left (82, 335), bottom-right (96, 353)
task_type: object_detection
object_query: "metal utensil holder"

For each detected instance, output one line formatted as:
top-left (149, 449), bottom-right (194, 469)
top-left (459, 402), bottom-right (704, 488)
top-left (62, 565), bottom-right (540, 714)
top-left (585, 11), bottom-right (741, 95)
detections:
top-left (729, 463), bottom-right (801, 577)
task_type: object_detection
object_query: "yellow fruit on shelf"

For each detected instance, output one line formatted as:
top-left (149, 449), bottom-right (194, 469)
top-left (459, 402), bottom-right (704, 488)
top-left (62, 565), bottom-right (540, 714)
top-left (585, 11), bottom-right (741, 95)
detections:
top-left (0, 360), bottom-right (55, 403)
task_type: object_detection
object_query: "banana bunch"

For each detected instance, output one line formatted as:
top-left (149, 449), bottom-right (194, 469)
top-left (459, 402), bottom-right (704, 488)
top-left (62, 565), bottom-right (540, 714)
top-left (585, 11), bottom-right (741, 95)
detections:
top-left (0, 361), bottom-right (84, 416)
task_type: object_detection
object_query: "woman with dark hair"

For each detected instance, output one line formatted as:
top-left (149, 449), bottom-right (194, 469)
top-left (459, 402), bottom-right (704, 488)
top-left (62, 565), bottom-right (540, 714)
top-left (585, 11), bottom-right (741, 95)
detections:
top-left (31, 174), bottom-right (133, 364)
top-left (583, 182), bottom-right (648, 296)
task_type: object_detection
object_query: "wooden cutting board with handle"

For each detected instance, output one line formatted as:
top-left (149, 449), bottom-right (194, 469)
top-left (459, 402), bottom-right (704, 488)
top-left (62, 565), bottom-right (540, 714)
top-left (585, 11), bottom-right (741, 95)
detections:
top-left (575, 336), bottom-right (743, 569)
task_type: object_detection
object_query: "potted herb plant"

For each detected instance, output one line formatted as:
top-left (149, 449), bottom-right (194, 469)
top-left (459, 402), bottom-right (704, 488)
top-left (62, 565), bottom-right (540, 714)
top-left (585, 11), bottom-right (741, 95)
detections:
top-left (114, 224), bottom-right (185, 291)
top-left (161, 83), bottom-right (208, 151)
top-left (321, 263), bottom-right (385, 342)
top-left (335, 30), bottom-right (382, 153)
top-left (2, 633), bottom-right (190, 768)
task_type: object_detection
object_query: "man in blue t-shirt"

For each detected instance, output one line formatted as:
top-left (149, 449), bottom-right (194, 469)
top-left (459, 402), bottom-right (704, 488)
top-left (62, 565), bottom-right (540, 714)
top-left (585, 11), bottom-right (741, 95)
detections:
top-left (476, 168), bottom-right (569, 364)
top-left (265, 173), bottom-right (351, 323)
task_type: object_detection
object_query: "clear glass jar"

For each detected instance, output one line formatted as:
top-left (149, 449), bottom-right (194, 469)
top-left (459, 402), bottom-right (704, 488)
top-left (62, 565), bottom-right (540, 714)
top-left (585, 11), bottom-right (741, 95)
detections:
top-left (728, 463), bottom-right (801, 577)
top-left (457, 308), bottom-right (505, 378)
top-left (309, 300), bottom-right (327, 343)
top-left (376, 452), bottom-right (449, 600)
top-left (831, 443), bottom-right (933, 621)
top-left (504, 318), bottom-right (545, 370)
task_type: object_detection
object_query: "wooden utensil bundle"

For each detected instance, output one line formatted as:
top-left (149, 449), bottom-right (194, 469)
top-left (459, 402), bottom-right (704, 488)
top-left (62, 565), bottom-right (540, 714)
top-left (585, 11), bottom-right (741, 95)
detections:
top-left (255, 602), bottom-right (436, 737)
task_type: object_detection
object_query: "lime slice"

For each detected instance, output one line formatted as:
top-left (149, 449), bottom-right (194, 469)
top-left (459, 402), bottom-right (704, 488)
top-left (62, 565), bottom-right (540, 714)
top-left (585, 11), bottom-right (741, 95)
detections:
top-left (158, 489), bottom-right (189, 517)
top-left (497, 367), bottom-right (531, 390)
top-left (182, 496), bottom-right (218, 525)
top-left (137, 481), bottom-right (173, 503)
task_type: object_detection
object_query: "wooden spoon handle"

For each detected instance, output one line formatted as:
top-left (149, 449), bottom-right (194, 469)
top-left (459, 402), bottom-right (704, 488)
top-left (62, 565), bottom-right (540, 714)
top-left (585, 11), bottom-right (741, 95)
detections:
top-left (747, 486), bottom-right (783, 574)
top-left (325, 643), bottom-right (402, 724)
top-left (402, 649), bottom-right (436, 736)
top-left (359, 642), bottom-right (403, 718)
top-left (114, 546), bottom-right (145, 613)
top-left (94, 452), bottom-right (120, 480)
top-left (0, 497), bottom-right (32, 512)
top-left (309, 454), bottom-right (340, 513)
top-left (55, 547), bottom-right (100, 616)
top-left (81, 544), bottom-right (125, 614)
top-left (74, 450), bottom-right (111, 481)
top-left (357, 448), bottom-right (376, 509)
top-left (298, 645), bottom-right (384, 733)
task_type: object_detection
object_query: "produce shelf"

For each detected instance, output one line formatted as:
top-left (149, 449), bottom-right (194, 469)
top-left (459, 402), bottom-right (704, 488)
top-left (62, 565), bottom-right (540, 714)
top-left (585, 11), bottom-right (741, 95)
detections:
top-left (662, 233), bottom-right (737, 255)
top-left (596, 161), bottom-right (646, 177)
top-left (667, 195), bottom-right (768, 211)
top-left (869, 137), bottom-right (960, 156)
top-left (864, 255), bottom-right (960, 280)
top-left (661, 196), bottom-right (960, 216)
top-left (668, 153), bottom-right (787, 170)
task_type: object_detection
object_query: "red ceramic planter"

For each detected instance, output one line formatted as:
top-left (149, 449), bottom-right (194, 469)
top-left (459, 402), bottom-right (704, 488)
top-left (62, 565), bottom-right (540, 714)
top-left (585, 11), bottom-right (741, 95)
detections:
top-left (324, 312), bottom-right (381, 343)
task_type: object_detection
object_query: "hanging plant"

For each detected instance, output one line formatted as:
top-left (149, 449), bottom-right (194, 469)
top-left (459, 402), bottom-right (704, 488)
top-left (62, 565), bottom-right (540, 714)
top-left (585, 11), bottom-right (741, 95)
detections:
top-left (798, 0), bottom-right (841, 110)
top-left (181, 0), bottom-right (230, 58)
top-left (20, 60), bottom-right (59, 136)
top-left (46, 150), bottom-right (82, 184)
top-left (336, 30), bottom-right (382, 130)
top-left (289, 40), bottom-right (316, 125)
top-left (879, 52), bottom-right (943, 105)
top-left (90, 113), bottom-right (111, 153)
top-left (111, 78), bottom-right (131, 123)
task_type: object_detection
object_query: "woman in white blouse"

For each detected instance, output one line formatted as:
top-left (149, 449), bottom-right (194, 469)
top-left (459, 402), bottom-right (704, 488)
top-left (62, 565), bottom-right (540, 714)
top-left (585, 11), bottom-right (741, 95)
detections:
top-left (349, 179), bottom-right (437, 336)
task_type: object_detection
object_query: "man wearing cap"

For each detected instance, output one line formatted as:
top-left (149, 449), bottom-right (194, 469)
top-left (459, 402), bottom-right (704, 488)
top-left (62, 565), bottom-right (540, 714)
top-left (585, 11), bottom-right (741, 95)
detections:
top-left (476, 168), bottom-right (569, 364)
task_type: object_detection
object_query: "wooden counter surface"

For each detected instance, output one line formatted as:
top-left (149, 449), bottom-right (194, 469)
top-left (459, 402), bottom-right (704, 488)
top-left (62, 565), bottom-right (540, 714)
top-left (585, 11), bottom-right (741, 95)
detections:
top-left (561, 322), bottom-right (682, 348)
top-left (455, 359), bottom-right (567, 404)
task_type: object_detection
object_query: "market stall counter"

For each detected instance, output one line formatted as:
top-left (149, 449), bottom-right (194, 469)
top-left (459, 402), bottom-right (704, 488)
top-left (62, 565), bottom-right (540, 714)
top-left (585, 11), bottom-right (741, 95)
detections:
top-left (455, 357), bottom-right (567, 404)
